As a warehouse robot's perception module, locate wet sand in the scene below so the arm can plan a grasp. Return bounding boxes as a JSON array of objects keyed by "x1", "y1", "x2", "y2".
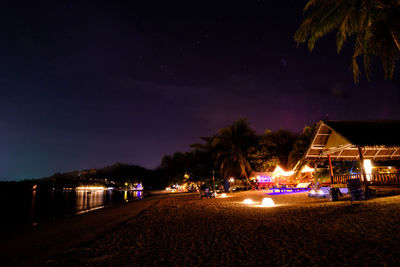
[{"x1": 46, "y1": 191, "x2": 400, "y2": 266}]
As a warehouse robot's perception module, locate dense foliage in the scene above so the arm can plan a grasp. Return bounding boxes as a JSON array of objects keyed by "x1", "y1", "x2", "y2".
[
  {"x1": 160, "y1": 119, "x2": 317, "y2": 188},
  {"x1": 295, "y1": 0, "x2": 400, "y2": 83},
  {"x1": 212, "y1": 119, "x2": 257, "y2": 184}
]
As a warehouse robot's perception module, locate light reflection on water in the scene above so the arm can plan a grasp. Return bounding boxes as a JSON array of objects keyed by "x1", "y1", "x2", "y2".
[
  {"x1": 76, "y1": 190, "x2": 105, "y2": 214},
  {"x1": 20, "y1": 189, "x2": 144, "y2": 228},
  {"x1": 73, "y1": 190, "x2": 143, "y2": 214},
  {"x1": 30, "y1": 190, "x2": 36, "y2": 225},
  {"x1": 124, "y1": 190, "x2": 142, "y2": 203}
]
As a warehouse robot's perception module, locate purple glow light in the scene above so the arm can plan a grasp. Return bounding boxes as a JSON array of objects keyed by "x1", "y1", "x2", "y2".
[
  {"x1": 267, "y1": 191, "x2": 305, "y2": 196},
  {"x1": 257, "y1": 176, "x2": 273, "y2": 183}
]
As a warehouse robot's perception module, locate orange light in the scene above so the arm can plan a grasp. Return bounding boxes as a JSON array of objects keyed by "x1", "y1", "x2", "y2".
[
  {"x1": 301, "y1": 165, "x2": 315, "y2": 173},
  {"x1": 273, "y1": 165, "x2": 293, "y2": 177},
  {"x1": 76, "y1": 186, "x2": 105, "y2": 191}
]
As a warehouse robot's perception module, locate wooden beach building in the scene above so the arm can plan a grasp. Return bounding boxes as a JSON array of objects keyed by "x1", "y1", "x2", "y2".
[
  {"x1": 303, "y1": 120, "x2": 400, "y2": 191},
  {"x1": 250, "y1": 166, "x2": 296, "y2": 189}
]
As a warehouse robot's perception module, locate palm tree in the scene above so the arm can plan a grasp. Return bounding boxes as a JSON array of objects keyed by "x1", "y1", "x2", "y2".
[
  {"x1": 261, "y1": 129, "x2": 298, "y2": 169},
  {"x1": 294, "y1": 0, "x2": 400, "y2": 83},
  {"x1": 212, "y1": 119, "x2": 257, "y2": 185}
]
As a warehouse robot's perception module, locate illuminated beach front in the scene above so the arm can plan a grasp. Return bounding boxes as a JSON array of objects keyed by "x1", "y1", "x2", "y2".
[
  {"x1": 30, "y1": 191, "x2": 400, "y2": 266},
  {"x1": 1, "y1": 0, "x2": 400, "y2": 266}
]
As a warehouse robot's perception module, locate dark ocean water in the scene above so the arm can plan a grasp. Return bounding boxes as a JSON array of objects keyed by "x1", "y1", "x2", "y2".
[{"x1": 0, "y1": 188, "x2": 143, "y2": 232}]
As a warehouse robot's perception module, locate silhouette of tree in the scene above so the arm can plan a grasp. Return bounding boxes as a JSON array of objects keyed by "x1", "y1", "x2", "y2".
[
  {"x1": 295, "y1": 0, "x2": 400, "y2": 83},
  {"x1": 212, "y1": 119, "x2": 257, "y2": 184},
  {"x1": 160, "y1": 152, "x2": 188, "y2": 185},
  {"x1": 260, "y1": 129, "x2": 298, "y2": 169}
]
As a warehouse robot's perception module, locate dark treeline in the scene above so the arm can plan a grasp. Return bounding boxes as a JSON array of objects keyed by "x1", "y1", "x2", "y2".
[
  {"x1": 1, "y1": 119, "x2": 316, "y2": 190},
  {"x1": 159, "y1": 119, "x2": 316, "y2": 188},
  {"x1": 0, "y1": 163, "x2": 157, "y2": 191}
]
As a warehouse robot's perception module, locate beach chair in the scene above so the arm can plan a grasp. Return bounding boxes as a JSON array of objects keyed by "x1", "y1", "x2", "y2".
[{"x1": 288, "y1": 182, "x2": 311, "y2": 192}]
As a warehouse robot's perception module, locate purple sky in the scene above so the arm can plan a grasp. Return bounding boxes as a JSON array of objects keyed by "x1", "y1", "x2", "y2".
[{"x1": 1, "y1": 0, "x2": 399, "y2": 180}]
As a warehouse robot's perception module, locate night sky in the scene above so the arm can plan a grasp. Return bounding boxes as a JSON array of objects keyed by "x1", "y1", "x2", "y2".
[{"x1": 1, "y1": 0, "x2": 399, "y2": 180}]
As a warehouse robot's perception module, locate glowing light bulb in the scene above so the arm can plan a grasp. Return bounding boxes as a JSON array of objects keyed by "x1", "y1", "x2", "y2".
[
  {"x1": 243, "y1": 199, "x2": 253, "y2": 204},
  {"x1": 221, "y1": 193, "x2": 227, "y2": 197},
  {"x1": 261, "y1": 198, "x2": 275, "y2": 207}
]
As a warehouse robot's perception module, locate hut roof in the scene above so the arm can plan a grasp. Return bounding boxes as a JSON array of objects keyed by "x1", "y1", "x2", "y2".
[
  {"x1": 304, "y1": 120, "x2": 400, "y2": 161},
  {"x1": 323, "y1": 120, "x2": 400, "y2": 147}
]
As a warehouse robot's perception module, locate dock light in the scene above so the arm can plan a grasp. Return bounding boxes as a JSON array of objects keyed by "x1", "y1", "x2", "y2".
[
  {"x1": 76, "y1": 186, "x2": 106, "y2": 191},
  {"x1": 243, "y1": 199, "x2": 253, "y2": 204},
  {"x1": 229, "y1": 178, "x2": 235, "y2": 183},
  {"x1": 318, "y1": 190, "x2": 324, "y2": 195},
  {"x1": 221, "y1": 193, "x2": 227, "y2": 198},
  {"x1": 261, "y1": 198, "x2": 275, "y2": 207},
  {"x1": 310, "y1": 190, "x2": 315, "y2": 194}
]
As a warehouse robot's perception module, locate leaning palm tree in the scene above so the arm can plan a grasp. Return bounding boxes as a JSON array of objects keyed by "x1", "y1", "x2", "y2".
[
  {"x1": 294, "y1": 0, "x2": 400, "y2": 83},
  {"x1": 212, "y1": 119, "x2": 257, "y2": 185}
]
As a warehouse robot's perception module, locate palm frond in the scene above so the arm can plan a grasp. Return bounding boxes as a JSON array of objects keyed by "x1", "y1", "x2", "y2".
[{"x1": 295, "y1": 0, "x2": 400, "y2": 82}]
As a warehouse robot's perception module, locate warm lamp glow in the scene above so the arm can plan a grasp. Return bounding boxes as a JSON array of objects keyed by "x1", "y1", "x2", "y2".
[
  {"x1": 221, "y1": 193, "x2": 227, "y2": 197},
  {"x1": 273, "y1": 165, "x2": 294, "y2": 177},
  {"x1": 261, "y1": 198, "x2": 275, "y2": 207},
  {"x1": 273, "y1": 165, "x2": 284, "y2": 176},
  {"x1": 243, "y1": 199, "x2": 253, "y2": 204},
  {"x1": 364, "y1": 159, "x2": 373, "y2": 181},
  {"x1": 301, "y1": 165, "x2": 315, "y2": 173},
  {"x1": 76, "y1": 186, "x2": 105, "y2": 191}
]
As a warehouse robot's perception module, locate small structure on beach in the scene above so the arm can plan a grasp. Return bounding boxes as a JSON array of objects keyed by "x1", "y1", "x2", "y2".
[
  {"x1": 272, "y1": 166, "x2": 294, "y2": 186},
  {"x1": 250, "y1": 166, "x2": 295, "y2": 189},
  {"x1": 250, "y1": 171, "x2": 274, "y2": 189},
  {"x1": 303, "y1": 120, "x2": 400, "y2": 193},
  {"x1": 291, "y1": 162, "x2": 315, "y2": 184}
]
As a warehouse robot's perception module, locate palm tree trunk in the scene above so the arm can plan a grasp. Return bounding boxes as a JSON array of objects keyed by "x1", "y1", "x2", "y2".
[
  {"x1": 390, "y1": 29, "x2": 400, "y2": 51},
  {"x1": 386, "y1": 20, "x2": 400, "y2": 51},
  {"x1": 244, "y1": 172, "x2": 251, "y2": 190}
]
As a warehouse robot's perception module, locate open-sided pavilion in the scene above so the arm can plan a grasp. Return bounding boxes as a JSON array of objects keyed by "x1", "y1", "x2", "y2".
[{"x1": 303, "y1": 120, "x2": 400, "y2": 187}]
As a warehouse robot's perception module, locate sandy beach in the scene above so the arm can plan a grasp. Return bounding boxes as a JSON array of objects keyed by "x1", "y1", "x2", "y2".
[{"x1": 31, "y1": 190, "x2": 400, "y2": 266}]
